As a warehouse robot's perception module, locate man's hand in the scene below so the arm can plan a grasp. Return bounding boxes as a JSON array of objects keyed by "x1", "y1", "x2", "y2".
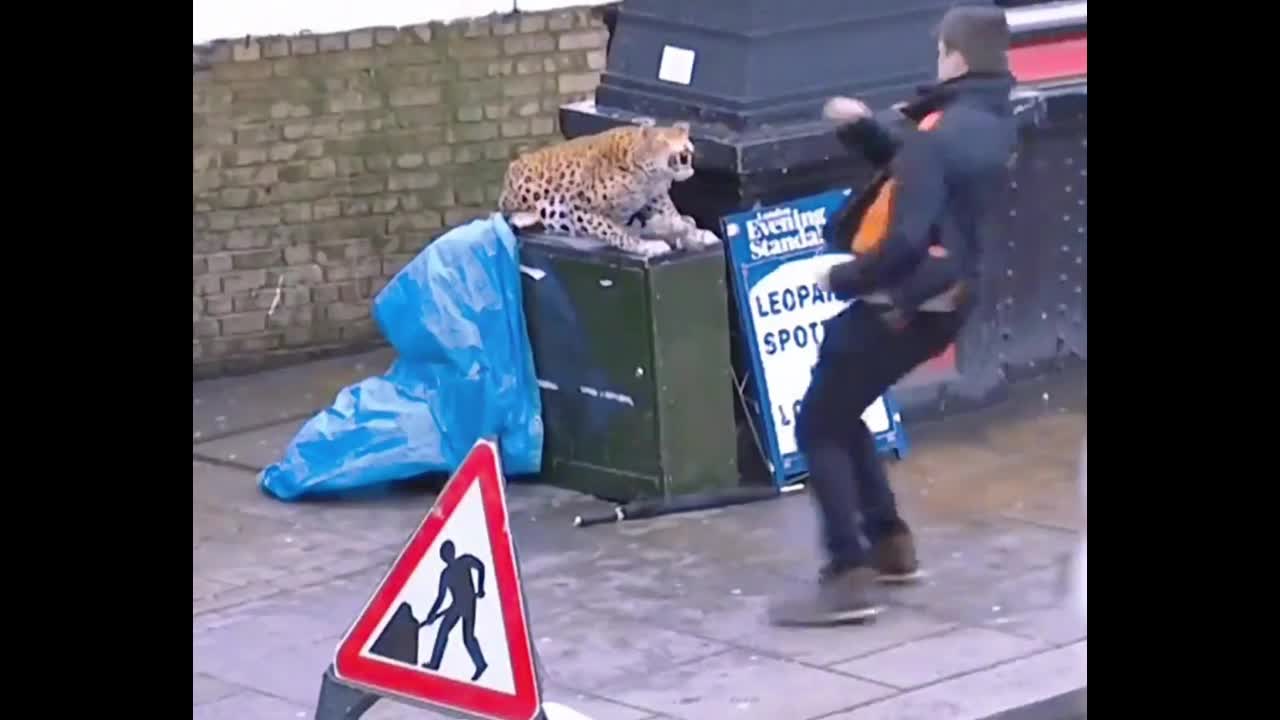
[
  {"x1": 813, "y1": 266, "x2": 832, "y2": 293},
  {"x1": 823, "y1": 96, "x2": 871, "y2": 123},
  {"x1": 881, "y1": 308, "x2": 910, "y2": 331}
]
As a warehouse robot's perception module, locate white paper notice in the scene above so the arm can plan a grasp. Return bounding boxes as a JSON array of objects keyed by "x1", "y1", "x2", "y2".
[
  {"x1": 658, "y1": 46, "x2": 696, "y2": 85},
  {"x1": 748, "y1": 253, "x2": 893, "y2": 455}
]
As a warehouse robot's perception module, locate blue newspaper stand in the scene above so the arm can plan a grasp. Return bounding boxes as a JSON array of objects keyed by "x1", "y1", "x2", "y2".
[{"x1": 720, "y1": 189, "x2": 911, "y2": 489}]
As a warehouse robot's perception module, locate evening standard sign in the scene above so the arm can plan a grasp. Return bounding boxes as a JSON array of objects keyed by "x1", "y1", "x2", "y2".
[
  {"x1": 721, "y1": 189, "x2": 909, "y2": 487},
  {"x1": 746, "y1": 205, "x2": 829, "y2": 260}
]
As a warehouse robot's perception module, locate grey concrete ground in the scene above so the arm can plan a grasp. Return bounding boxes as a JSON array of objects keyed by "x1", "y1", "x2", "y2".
[{"x1": 194, "y1": 349, "x2": 1086, "y2": 720}]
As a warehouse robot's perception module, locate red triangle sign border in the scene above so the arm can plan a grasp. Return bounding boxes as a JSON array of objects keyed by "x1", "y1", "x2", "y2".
[{"x1": 332, "y1": 438, "x2": 542, "y2": 720}]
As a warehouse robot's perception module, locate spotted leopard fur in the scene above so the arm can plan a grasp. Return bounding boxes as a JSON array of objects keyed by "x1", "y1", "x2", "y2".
[{"x1": 498, "y1": 122, "x2": 716, "y2": 256}]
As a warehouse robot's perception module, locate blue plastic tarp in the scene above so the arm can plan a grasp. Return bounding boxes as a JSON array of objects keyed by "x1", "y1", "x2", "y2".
[{"x1": 258, "y1": 213, "x2": 544, "y2": 501}]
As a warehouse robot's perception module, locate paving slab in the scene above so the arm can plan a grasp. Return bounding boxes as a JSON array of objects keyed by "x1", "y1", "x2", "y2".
[
  {"x1": 893, "y1": 563, "x2": 1072, "y2": 630},
  {"x1": 985, "y1": 601, "x2": 1086, "y2": 648},
  {"x1": 194, "y1": 420, "x2": 308, "y2": 470},
  {"x1": 832, "y1": 626, "x2": 1048, "y2": 689},
  {"x1": 540, "y1": 686, "x2": 665, "y2": 720},
  {"x1": 192, "y1": 673, "x2": 243, "y2": 706},
  {"x1": 530, "y1": 607, "x2": 732, "y2": 690},
  {"x1": 903, "y1": 455, "x2": 1081, "y2": 531},
  {"x1": 602, "y1": 649, "x2": 897, "y2": 720},
  {"x1": 361, "y1": 684, "x2": 661, "y2": 720},
  {"x1": 193, "y1": 690, "x2": 309, "y2": 720},
  {"x1": 192, "y1": 346, "x2": 394, "y2": 441},
  {"x1": 822, "y1": 642, "x2": 1087, "y2": 720},
  {"x1": 530, "y1": 540, "x2": 959, "y2": 667},
  {"x1": 197, "y1": 631, "x2": 344, "y2": 707}
]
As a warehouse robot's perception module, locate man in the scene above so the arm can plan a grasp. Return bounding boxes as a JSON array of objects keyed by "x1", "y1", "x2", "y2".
[
  {"x1": 421, "y1": 540, "x2": 489, "y2": 680},
  {"x1": 769, "y1": 5, "x2": 1018, "y2": 626}
]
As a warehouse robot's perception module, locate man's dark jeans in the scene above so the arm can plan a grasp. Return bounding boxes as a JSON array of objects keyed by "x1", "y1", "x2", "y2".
[{"x1": 795, "y1": 301, "x2": 966, "y2": 570}]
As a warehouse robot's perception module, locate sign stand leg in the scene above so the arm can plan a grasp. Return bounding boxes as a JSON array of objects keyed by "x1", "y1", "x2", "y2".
[{"x1": 314, "y1": 664, "x2": 379, "y2": 720}]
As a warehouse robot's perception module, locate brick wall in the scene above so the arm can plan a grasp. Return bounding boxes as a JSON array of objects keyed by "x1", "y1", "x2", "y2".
[{"x1": 193, "y1": 6, "x2": 611, "y2": 379}]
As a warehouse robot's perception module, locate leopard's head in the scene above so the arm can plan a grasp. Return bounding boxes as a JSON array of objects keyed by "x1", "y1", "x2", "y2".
[{"x1": 638, "y1": 122, "x2": 695, "y2": 182}]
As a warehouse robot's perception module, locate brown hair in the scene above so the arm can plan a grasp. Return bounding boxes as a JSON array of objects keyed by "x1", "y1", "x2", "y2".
[{"x1": 937, "y1": 5, "x2": 1012, "y2": 73}]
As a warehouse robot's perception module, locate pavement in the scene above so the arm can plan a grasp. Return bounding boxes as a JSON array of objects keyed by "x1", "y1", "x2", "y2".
[{"x1": 193, "y1": 348, "x2": 1087, "y2": 720}]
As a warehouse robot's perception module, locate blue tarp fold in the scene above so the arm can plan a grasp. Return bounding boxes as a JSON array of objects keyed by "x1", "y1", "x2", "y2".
[{"x1": 259, "y1": 213, "x2": 544, "y2": 501}]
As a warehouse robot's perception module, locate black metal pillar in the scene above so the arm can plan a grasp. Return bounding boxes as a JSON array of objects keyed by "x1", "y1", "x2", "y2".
[
  {"x1": 561, "y1": 0, "x2": 1087, "y2": 425},
  {"x1": 563, "y1": 0, "x2": 980, "y2": 228}
]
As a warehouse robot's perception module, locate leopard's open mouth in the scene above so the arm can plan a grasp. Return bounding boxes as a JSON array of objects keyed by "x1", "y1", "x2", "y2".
[{"x1": 668, "y1": 150, "x2": 693, "y2": 170}]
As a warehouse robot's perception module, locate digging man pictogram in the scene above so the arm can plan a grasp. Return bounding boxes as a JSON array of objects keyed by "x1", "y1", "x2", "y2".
[{"x1": 420, "y1": 539, "x2": 489, "y2": 681}]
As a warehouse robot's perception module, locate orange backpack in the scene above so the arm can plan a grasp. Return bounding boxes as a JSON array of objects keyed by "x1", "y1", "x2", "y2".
[{"x1": 850, "y1": 110, "x2": 943, "y2": 254}]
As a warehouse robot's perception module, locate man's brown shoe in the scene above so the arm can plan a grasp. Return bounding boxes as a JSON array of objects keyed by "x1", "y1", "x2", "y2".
[
  {"x1": 872, "y1": 531, "x2": 925, "y2": 584},
  {"x1": 767, "y1": 566, "x2": 885, "y2": 626}
]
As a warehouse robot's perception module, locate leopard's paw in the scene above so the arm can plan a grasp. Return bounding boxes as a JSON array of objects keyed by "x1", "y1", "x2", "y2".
[{"x1": 633, "y1": 239, "x2": 673, "y2": 257}]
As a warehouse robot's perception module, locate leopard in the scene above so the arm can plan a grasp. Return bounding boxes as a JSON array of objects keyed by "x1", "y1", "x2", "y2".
[{"x1": 497, "y1": 121, "x2": 719, "y2": 257}]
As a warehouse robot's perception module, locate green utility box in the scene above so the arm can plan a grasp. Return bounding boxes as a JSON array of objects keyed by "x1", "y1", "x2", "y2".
[{"x1": 517, "y1": 233, "x2": 738, "y2": 503}]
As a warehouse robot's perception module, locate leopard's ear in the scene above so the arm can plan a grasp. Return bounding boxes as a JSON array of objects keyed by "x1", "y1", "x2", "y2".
[{"x1": 638, "y1": 125, "x2": 665, "y2": 146}]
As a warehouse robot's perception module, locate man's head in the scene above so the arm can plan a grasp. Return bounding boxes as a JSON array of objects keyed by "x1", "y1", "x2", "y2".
[
  {"x1": 936, "y1": 5, "x2": 1012, "y2": 81},
  {"x1": 440, "y1": 540, "x2": 455, "y2": 562}
]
